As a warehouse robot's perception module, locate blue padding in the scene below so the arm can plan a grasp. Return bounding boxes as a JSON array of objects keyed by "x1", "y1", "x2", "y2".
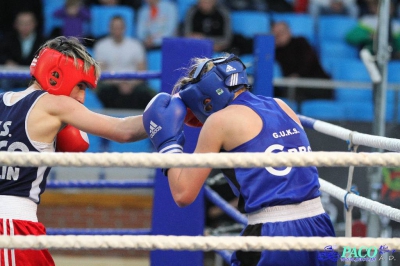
[{"x1": 150, "y1": 38, "x2": 212, "y2": 266}]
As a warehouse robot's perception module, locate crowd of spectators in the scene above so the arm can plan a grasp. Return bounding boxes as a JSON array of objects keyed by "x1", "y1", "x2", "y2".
[{"x1": 0, "y1": 0, "x2": 398, "y2": 108}]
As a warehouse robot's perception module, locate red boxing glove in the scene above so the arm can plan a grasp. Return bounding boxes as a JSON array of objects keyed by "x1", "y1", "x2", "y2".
[
  {"x1": 184, "y1": 108, "x2": 203, "y2": 127},
  {"x1": 56, "y1": 125, "x2": 90, "y2": 152}
]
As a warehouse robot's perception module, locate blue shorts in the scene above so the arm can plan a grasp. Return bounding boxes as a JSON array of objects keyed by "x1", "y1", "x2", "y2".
[{"x1": 230, "y1": 213, "x2": 336, "y2": 266}]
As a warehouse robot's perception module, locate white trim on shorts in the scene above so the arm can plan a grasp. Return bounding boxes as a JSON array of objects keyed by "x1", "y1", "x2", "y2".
[
  {"x1": 246, "y1": 197, "x2": 325, "y2": 224},
  {"x1": 0, "y1": 195, "x2": 38, "y2": 222}
]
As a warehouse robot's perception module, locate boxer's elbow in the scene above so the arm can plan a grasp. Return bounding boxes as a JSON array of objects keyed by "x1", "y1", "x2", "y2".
[{"x1": 172, "y1": 192, "x2": 196, "y2": 207}]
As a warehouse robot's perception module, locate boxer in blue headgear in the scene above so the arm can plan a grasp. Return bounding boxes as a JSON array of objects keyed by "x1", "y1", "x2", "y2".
[
  {"x1": 175, "y1": 54, "x2": 250, "y2": 124},
  {"x1": 142, "y1": 53, "x2": 336, "y2": 266}
]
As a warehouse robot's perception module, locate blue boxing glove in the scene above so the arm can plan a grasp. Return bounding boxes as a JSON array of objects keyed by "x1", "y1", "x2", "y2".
[{"x1": 143, "y1": 92, "x2": 187, "y2": 154}]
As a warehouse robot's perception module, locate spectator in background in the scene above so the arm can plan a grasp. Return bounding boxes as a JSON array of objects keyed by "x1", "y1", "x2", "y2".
[
  {"x1": 345, "y1": 0, "x2": 400, "y2": 59},
  {"x1": 94, "y1": 16, "x2": 156, "y2": 109},
  {"x1": 0, "y1": 11, "x2": 46, "y2": 91},
  {"x1": 221, "y1": 0, "x2": 293, "y2": 13},
  {"x1": 51, "y1": 0, "x2": 91, "y2": 39},
  {"x1": 221, "y1": 0, "x2": 268, "y2": 11},
  {"x1": 183, "y1": 0, "x2": 233, "y2": 53},
  {"x1": 271, "y1": 21, "x2": 333, "y2": 106},
  {"x1": 84, "y1": 0, "x2": 143, "y2": 11},
  {"x1": 137, "y1": 0, "x2": 179, "y2": 50},
  {"x1": 0, "y1": 0, "x2": 43, "y2": 37},
  {"x1": 308, "y1": 0, "x2": 359, "y2": 19},
  {"x1": 266, "y1": 0, "x2": 294, "y2": 12}
]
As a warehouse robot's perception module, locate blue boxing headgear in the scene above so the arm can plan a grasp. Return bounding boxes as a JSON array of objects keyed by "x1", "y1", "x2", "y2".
[{"x1": 178, "y1": 54, "x2": 249, "y2": 124}]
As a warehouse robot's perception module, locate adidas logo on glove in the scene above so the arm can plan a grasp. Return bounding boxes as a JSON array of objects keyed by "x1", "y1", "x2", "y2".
[
  {"x1": 225, "y1": 64, "x2": 236, "y2": 72},
  {"x1": 149, "y1": 121, "x2": 162, "y2": 138}
]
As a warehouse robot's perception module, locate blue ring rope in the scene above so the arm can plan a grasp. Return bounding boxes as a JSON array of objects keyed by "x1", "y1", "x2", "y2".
[
  {"x1": 47, "y1": 228, "x2": 151, "y2": 235},
  {"x1": 46, "y1": 180, "x2": 155, "y2": 189},
  {"x1": 204, "y1": 185, "x2": 247, "y2": 225},
  {"x1": 0, "y1": 71, "x2": 161, "y2": 80}
]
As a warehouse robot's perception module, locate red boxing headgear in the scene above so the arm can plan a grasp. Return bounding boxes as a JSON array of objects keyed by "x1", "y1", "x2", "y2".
[{"x1": 30, "y1": 48, "x2": 97, "y2": 96}]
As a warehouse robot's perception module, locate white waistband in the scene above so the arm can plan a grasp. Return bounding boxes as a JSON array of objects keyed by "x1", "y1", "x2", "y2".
[
  {"x1": 0, "y1": 195, "x2": 38, "y2": 222},
  {"x1": 246, "y1": 197, "x2": 325, "y2": 224}
]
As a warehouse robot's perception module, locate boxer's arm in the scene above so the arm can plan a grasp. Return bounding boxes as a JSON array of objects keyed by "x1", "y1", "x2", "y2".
[{"x1": 38, "y1": 94, "x2": 147, "y2": 143}]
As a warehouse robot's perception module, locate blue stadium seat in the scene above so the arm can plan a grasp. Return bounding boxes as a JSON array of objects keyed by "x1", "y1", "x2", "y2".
[
  {"x1": 90, "y1": 5, "x2": 135, "y2": 38},
  {"x1": 319, "y1": 41, "x2": 358, "y2": 60},
  {"x1": 274, "y1": 62, "x2": 283, "y2": 78},
  {"x1": 176, "y1": 0, "x2": 197, "y2": 22},
  {"x1": 43, "y1": 0, "x2": 66, "y2": 37},
  {"x1": 231, "y1": 11, "x2": 271, "y2": 38},
  {"x1": 147, "y1": 49, "x2": 162, "y2": 92},
  {"x1": 386, "y1": 61, "x2": 400, "y2": 121},
  {"x1": 86, "y1": 135, "x2": 105, "y2": 153},
  {"x1": 300, "y1": 100, "x2": 346, "y2": 121},
  {"x1": 239, "y1": 54, "x2": 254, "y2": 75},
  {"x1": 272, "y1": 13, "x2": 315, "y2": 46},
  {"x1": 330, "y1": 58, "x2": 372, "y2": 103},
  {"x1": 317, "y1": 15, "x2": 357, "y2": 43},
  {"x1": 343, "y1": 102, "x2": 374, "y2": 121},
  {"x1": 280, "y1": 98, "x2": 298, "y2": 113},
  {"x1": 84, "y1": 89, "x2": 104, "y2": 110}
]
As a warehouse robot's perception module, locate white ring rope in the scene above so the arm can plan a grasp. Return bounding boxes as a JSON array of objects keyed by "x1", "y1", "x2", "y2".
[
  {"x1": 0, "y1": 235, "x2": 398, "y2": 251},
  {"x1": 299, "y1": 114, "x2": 400, "y2": 152},
  {"x1": 319, "y1": 178, "x2": 400, "y2": 222},
  {"x1": 1, "y1": 151, "x2": 399, "y2": 168}
]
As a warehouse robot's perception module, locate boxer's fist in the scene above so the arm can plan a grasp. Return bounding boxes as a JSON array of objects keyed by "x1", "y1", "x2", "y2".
[
  {"x1": 184, "y1": 108, "x2": 203, "y2": 127},
  {"x1": 56, "y1": 125, "x2": 89, "y2": 152},
  {"x1": 143, "y1": 93, "x2": 186, "y2": 153}
]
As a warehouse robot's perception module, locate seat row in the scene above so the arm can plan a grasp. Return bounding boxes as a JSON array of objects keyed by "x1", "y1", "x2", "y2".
[{"x1": 43, "y1": 0, "x2": 359, "y2": 57}]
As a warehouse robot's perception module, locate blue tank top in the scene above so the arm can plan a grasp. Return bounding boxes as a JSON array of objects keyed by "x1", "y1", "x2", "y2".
[
  {"x1": 0, "y1": 90, "x2": 52, "y2": 203},
  {"x1": 221, "y1": 91, "x2": 321, "y2": 214}
]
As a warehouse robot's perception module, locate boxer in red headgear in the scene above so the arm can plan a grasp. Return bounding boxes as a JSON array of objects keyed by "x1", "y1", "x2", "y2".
[
  {"x1": 0, "y1": 36, "x2": 147, "y2": 265},
  {"x1": 30, "y1": 46, "x2": 99, "y2": 152}
]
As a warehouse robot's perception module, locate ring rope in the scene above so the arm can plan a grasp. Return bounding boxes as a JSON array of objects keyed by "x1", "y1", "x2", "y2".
[
  {"x1": 0, "y1": 71, "x2": 161, "y2": 80},
  {"x1": 319, "y1": 178, "x2": 400, "y2": 222},
  {"x1": 204, "y1": 185, "x2": 247, "y2": 225},
  {"x1": 1, "y1": 152, "x2": 399, "y2": 168},
  {"x1": 299, "y1": 115, "x2": 400, "y2": 152},
  {"x1": 204, "y1": 177, "x2": 400, "y2": 224},
  {"x1": 46, "y1": 228, "x2": 151, "y2": 236},
  {"x1": 0, "y1": 235, "x2": 398, "y2": 251},
  {"x1": 46, "y1": 179, "x2": 154, "y2": 189}
]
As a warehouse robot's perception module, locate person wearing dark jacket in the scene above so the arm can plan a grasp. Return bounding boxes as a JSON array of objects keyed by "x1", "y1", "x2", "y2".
[
  {"x1": 0, "y1": 11, "x2": 46, "y2": 91},
  {"x1": 272, "y1": 21, "x2": 333, "y2": 105}
]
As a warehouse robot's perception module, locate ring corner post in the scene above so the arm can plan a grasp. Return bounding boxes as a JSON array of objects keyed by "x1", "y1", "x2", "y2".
[
  {"x1": 253, "y1": 34, "x2": 275, "y2": 97},
  {"x1": 150, "y1": 37, "x2": 213, "y2": 266}
]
